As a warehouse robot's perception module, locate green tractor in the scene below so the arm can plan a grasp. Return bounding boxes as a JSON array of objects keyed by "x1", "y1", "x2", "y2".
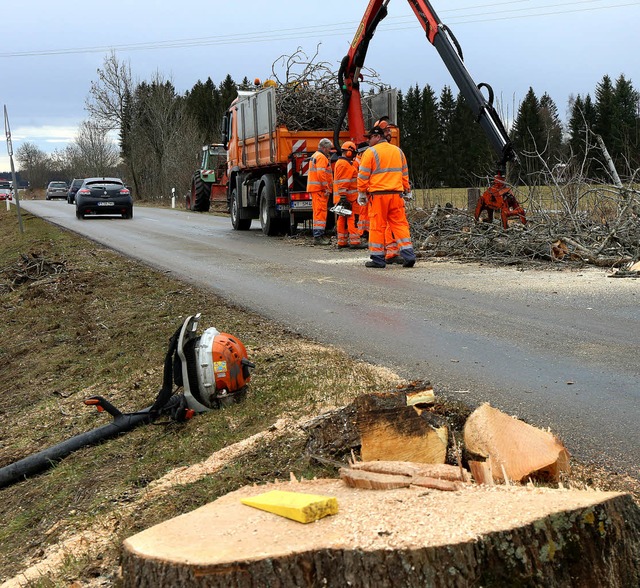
[{"x1": 187, "y1": 144, "x2": 228, "y2": 212}]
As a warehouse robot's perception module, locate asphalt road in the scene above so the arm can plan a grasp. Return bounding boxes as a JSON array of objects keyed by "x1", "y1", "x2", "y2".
[{"x1": 15, "y1": 200, "x2": 639, "y2": 479}]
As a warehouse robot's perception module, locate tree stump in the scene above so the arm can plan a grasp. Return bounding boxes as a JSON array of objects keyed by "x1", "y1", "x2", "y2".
[{"x1": 121, "y1": 479, "x2": 640, "y2": 587}]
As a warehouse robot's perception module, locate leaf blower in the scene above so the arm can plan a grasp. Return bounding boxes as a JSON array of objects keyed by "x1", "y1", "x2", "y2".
[{"x1": 0, "y1": 314, "x2": 255, "y2": 488}]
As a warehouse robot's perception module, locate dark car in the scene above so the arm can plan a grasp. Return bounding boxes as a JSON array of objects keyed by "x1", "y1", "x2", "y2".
[
  {"x1": 75, "y1": 177, "x2": 133, "y2": 219},
  {"x1": 46, "y1": 181, "x2": 68, "y2": 200},
  {"x1": 66, "y1": 178, "x2": 84, "y2": 204}
]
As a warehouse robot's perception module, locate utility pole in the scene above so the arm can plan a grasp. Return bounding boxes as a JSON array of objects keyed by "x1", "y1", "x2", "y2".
[{"x1": 4, "y1": 106, "x2": 24, "y2": 234}]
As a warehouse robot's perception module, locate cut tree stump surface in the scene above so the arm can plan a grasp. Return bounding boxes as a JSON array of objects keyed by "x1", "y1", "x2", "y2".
[{"x1": 122, "y1": 478, "x2": 640, "y2": 587}]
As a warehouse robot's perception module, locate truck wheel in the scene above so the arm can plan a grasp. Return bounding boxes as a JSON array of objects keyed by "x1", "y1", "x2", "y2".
[
  {"x1": 259, "y1": 175, "x2": 287, "y2": 236},
  {"x1": 191, "y1": 174, "x2": 211, "y2": 212},
  {"x1": 230, "y1": 189, "x2": 251, "y2": 231},
  {"x1": 260, "y1": 194, "x2": 280, "y2": 236}
]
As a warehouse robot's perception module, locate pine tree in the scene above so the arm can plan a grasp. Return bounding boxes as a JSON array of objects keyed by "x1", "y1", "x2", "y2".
[
  {"x1": 185, "y1": 77, "x2": 221, "y2": 144},
  {"x1": 511, "y1": 87, "x2": 545, "y2": 182},
  {"x1": 594, "y1": 75, "x2": 616, "y2": 156},
  {"x1": 219, "y1": 75, "x2": 238, "y2": 113},
  {"x1": 437, "y1": 86, "x2": 457, "y2": 186},
  {"x1": 612, "y1": 74, "x2": 640, "y2": 170},
  {"x1": 539, "y1": 93, "x2": 565, "y2": 165},
  {"x1": 450, "y1": 93, "x2": 493, "y2": 187},
  {"x1": 400, "y1": 84, "x2": 423, "y2": 186},
  {"x1": 420, "y1": 84, "x2": 440, "y2": 188}
]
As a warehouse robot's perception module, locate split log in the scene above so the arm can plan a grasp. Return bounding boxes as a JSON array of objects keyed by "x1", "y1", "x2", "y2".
[
  {"x1": 348, "y1": 461, "x2": 469, "y2": 482},
  {"x1": 339, "y1": 461, "x2": 470, "y2": 490},
  {"x1": 122, "y1": 478, "x2": 640, "y2": 587},
  {"x1": 355, "y1": 390, "x2": 448, "y2": 464},
  {"x1": 339, "y1": 467, "x2": 411, "y2": 490},
  {"x1": 464, "y1": 403, "x2": 570, "y2": 483}
]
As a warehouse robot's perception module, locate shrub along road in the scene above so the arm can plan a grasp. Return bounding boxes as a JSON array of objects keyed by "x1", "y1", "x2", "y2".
[{"x1": 17, "y1": 200, "x2": 640, "y2": 480}]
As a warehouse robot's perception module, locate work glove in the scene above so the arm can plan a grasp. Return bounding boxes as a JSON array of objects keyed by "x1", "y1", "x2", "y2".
[
  {"x1": 403, "y1": 191, "x2": 413, "y2": 201},
  {"x1": 357, "y1": 192, "x2": 367, "y2": 206}
]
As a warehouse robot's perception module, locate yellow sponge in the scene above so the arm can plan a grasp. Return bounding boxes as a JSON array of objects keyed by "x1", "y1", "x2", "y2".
[{"x1": 241, "y1": 490, "x2": 338, "y2": 524}]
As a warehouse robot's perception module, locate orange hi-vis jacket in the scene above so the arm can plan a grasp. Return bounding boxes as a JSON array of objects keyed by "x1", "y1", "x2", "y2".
[
  {"x1": 306, "y1": 151, "x2": 332, "y2": 194},
  {"x1": 357, "y1": 141, "x2": 410, "y2": 195},
  {"x1": 332, "y1": 157, "x2": 357, "y2": 202}
]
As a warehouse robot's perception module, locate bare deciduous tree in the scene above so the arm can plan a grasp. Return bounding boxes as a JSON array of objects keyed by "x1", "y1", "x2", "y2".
[
  {"x1": 85, "y1": 50, "x2": 134, "y2": 130},
  {"x1": 72, "y1": 121, "x2": 120, "y2": 177},
  {"x1": 15, "y1": 142, "x2": 50, "y2": 190}
]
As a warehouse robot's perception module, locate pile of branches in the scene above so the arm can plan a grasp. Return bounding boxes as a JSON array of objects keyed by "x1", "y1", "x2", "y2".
[
  {"x1": 269, "y1": 46, "x2": 384, "y2": 131},
  {"x1": 0, "y1": 252, "x2": 67, "y2": 293},
  {"x1": 408, "y1": 196, "x2": 640, "y2": 269}
]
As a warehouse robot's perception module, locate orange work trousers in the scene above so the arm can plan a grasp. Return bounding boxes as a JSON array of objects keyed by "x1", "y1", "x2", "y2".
[
  {"x1": 334, "y1": 195, "x2": 361, "y2": 246},
  {"x1": 368, "y1": 193, "x2": 415, "y2": 265},
  {"x1": 312, "y1": 191, "x2": 330, "y2": 237}
]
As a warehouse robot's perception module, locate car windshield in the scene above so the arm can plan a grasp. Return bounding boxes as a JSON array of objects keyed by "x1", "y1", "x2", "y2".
[{"x1": 71, "y1": 180, "x2": 83, "y2": 188}]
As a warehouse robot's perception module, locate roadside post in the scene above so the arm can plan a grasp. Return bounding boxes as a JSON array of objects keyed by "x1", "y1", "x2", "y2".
[
  {"x1": 3, "y1": 105, "x2": 24, "y2": 233},
  {"x1": 171, "y1": 187, "x2": 176, "y2": 209}
]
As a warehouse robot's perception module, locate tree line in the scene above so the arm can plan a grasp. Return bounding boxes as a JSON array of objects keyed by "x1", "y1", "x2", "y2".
[
  {"x1": 13, "y1": 51, "x2": 639, "y2": 197},
  {"x1": 398, "y1": 73, "x2": 640, "y2": 189}
]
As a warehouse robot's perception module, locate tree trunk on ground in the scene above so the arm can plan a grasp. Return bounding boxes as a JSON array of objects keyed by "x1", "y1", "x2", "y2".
[
  {"x1": 464, "y1": 403, "x2": 570, "y2": 483},
  {"x1": 354, "y1": 391, "x2": 448, "y2": 463},
  {"x1": 121, "y1": 479, "x2": 640, "y2": 588}
]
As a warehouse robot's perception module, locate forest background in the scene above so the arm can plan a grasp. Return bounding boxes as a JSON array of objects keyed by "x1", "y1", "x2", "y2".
[{"x1": 8, "y1": 52, "x2": 639, "y2": 201}]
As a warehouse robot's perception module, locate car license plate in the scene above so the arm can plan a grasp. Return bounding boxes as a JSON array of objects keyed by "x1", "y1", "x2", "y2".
[{"x1": 97, "y1": 201, "x2": 115, "y2": 206}]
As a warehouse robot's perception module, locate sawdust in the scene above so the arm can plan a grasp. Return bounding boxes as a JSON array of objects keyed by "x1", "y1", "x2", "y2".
[{"x1": 0, "y1": 417, "x2": 301, "y2": 588}]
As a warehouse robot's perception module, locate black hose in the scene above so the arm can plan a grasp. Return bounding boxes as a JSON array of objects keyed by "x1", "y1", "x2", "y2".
[{"x1": 0, "y1": 408, "x2": 153, "y2": 489}]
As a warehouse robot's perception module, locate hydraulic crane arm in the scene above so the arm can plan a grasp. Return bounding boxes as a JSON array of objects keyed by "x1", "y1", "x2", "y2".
[{"x1": 335, "y1": 0, "x2": 516, "y2": 173}]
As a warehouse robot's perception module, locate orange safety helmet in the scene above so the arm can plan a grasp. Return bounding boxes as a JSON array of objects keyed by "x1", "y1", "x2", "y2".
[
  {"x1": 341, "y1": 141, "x2": 357, "y2": 158},
  {"x1": 374, "y1": 117, "x2": 395, "y2": 137}
]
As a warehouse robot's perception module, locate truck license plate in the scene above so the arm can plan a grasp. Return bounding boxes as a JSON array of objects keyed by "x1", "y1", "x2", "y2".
[{"x1": 291, "y1": 201, "x2": 311, "y2": 209}]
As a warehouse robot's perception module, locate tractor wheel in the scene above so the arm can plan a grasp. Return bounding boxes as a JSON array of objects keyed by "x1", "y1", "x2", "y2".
[
  {"x1": 230, "y1": 189, "x2": 251, "y2": 231},
  {"x1": 191, "y1": 174, "x2": 211, "y2": 212}
]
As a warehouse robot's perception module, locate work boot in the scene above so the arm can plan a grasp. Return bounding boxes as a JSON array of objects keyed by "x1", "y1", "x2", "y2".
[
  {"x1": 313, "y1": 236, "x2": 331, "y2": 246},
  {"x1": 385, "y1": 256, "x2": 403, "y2": 264},
  {"x1": 349, "y1": 243, "x2": 367, "y2": 249},
  {"x1": 365, "y1": 261, "x2": 385, "y2": 268},
  {"x1": 402, "y1": 258, "x2": 416, "y2": 268}
]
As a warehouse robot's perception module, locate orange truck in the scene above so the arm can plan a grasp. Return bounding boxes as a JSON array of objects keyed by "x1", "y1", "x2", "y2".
[{"x1": 221, "y1": 85, "x2": 396, "y2": 235}]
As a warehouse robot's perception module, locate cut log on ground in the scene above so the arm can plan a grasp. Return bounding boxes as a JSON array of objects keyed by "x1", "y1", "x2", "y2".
[
  {"x1": 302, "y1": 381, "x2": 437, "y2": 461},
  {"x1": 355, "y1": 391, "x2": 448, "y2": 464},
  {"x1": 121, "y1": 478, "x2": 640, "y2": 587},
  {"x1": 464, "y1": 403, "x2": 570, "y2": 483},
  {"x1": 340, "y1": 461, "x2": 470, "y2": 492}
]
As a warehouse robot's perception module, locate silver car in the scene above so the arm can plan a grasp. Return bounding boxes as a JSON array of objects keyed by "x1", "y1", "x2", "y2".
[{"x1": 46, "y1": 181, "x2": 68, "y2": 200}]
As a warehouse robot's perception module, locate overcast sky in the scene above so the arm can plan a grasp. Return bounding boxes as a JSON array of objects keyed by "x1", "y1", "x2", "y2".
[{"x1": 1, "y1": 0, "x2": 639, "y2": 174}]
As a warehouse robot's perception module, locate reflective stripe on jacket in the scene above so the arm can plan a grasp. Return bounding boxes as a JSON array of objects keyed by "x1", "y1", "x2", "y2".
[
  {"x1": 357, "y1": 141, "x2": 410, "y2": 195},
  {"x1": 306, "y1": 151, "x2": 332, "y2": 193},
  {"x1": 333, "y1": 157, "x2": 357, "y2": 200}
]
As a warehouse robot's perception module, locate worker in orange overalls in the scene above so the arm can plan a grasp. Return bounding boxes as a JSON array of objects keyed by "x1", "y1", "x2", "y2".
[
  {"x1": 375, "y1": 118, "x2": 406, "y2": 265},
  {"x1": 357, "y1": 125, "x2": 416, "y2": 268},
  {"x1": 306, "y1": 138, "x2": 334, "y2": 245},
  {"x1": 353, "y1": 141, "x2": 370, "y2": 242},
  {"x1": 333, "y1": 141, "x2": 366, "y2": 249}
]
